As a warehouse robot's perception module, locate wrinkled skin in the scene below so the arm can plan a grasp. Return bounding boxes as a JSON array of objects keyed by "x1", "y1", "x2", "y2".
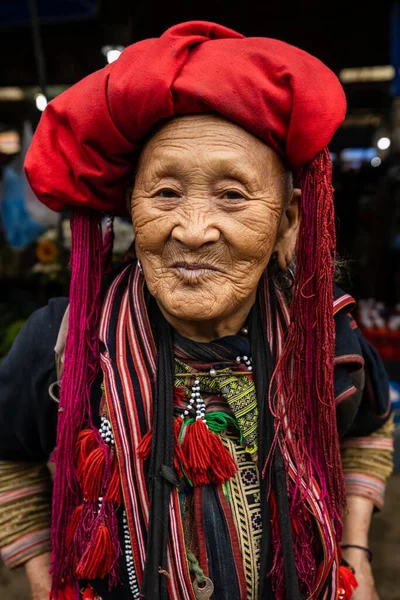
[{"x1": 130, "y1": 114, "x2": 300, "y2": 341}]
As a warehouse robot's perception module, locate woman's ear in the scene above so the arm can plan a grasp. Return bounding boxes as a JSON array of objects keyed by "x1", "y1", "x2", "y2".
[{"x1": 274, "y1": 188, "x2": 301, "y2": 270}]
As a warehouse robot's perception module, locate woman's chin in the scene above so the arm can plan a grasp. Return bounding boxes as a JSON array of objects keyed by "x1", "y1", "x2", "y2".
[{"x1": 157, "y1": 293, "x2": 224, "y2": 324}]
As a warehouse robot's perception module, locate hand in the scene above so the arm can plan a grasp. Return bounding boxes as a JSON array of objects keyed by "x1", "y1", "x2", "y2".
[
  {"x1": 25, "y1": 552, "x2": 52, "y2": 600},
  {"x1": 341, "y1": 547, "x2": 379, "y2": 600}
]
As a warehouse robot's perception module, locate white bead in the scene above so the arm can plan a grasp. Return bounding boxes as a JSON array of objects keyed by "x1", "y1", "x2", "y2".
[
  {"x1": 248, "y1": 366, "x2": 253, "y2": 371},
  {"x1": 243, "y1": 356, "x2": 248, "y2": 361},
  {"x1": 209, "y1": 368, "x2": 217, "y2": 377},
  {"x1": 236, "y1": 356, "x2": 241, "y2": 363},
  {"x1": 194, "y1": 379, "x2": 200, "y2": 385}
]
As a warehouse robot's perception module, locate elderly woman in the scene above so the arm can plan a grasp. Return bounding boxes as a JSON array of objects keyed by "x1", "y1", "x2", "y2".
[{"x1": 0, "y1": 21, "x2": 393, "y2": 600}]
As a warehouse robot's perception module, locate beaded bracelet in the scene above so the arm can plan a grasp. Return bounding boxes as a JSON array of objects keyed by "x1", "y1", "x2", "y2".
[{"x1": 341, "y1": 544, "x2": 373, "y2": 563}]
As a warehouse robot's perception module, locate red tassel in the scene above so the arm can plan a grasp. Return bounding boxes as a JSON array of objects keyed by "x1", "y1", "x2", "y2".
[
  {"x1": 207, "y1": 428, "x2": 237, "y2": 484},
  {"x1": 137, "y1": 428, "x2": 152, "y2": 460},
  {"x1": 75, "y1": 429, "x2": 97, "y2": 465},
  {"x1": 173, "y1": 416, "x2": 188, "y2": 478},
  {"x1": 76, "y1": 522, "x2": 115, "y2": 580},
  {"x1": 82, "y1": 587, "x2": 96, "y2": 600},
  {"x1": 182, "y1": 419, "x2": 237, "y2": 486},
  {"x1": 52, "y1": 581, "x2": 75, "y2": 599},
  {"x1": 66, "y1": 504, "x2": 83, "y2": 547},
  {"x1": 78, "y1": 447, "x2": 105, "y2": 502},
  {"x1": 182, "y1": 419, "x2": 211, "y2": 485},
  {"x1": 338, "y1": 565, "x2": 358, "y2": 599},
  {"x1": 173, "y1": 387, "x2": 187, "y2": 404},
  {"x1": 104, "y1": 456, "x2": 122, "y2": 506}
]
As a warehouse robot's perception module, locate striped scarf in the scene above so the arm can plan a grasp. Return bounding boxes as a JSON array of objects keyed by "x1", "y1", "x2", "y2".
[{"x1": 98, "y1": 260, "x2": 340, "y2": 599}]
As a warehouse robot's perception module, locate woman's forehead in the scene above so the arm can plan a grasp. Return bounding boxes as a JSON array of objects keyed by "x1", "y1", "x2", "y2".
[
  {"x1": 146, "y1": 114, "x2": 264, "y2": 148},
  {"x1": 138, "y1": 114, "x2": 285, "y2": 179}
]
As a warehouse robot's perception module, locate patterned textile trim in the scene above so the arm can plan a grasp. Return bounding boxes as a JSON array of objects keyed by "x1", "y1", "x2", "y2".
[
  {"x1": 223, "y1": 435, "x2": 261, "y2": 600},
  {"x1": 0, "y1": 482, "x2": 49, "y2": 505},
  {"x1": 341, "y1": 438, "x2": 394, "y2": 451},
  {"x1": 100, "y1": 264, "x2": 196, "y2": 600},
  {"x1": 216, "y1": 485, "x2": 248, "y2": 599},
  {"x1": 333, "y1": 294, "x2": 355, "y2": 315},
  {"x1": 334, "y1": 354, "x2": 364, "y2": 367},
  {"x1": 0, "y1": 461, "x2": 52, "y2": 567},
  {"x1": 340, "y1": 414, "x2": 394, "y2": 509},
  {"x1": 1, "y1": 528, "x2": 51, "y2": 568},
  {"x1": 0, "y1": 460, "x2": 51, "y2": 489},
  {"x1": 335, "y1": 386, "x2": 357, "y2": 406},
  {"x1": 343, "y1": 472, "x2": 386, "y2": 510}
]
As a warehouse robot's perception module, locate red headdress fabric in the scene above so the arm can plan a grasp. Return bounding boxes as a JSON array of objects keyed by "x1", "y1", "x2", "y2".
[
  {"x1": 24, "y1": 21, "x2": 348, "y2": 599},
  {"x1": 25, "y1": 20, "x2": 345, "y2": 213}
]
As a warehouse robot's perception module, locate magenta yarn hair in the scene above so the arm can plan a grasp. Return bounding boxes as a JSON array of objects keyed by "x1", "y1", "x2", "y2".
[
  {"x1": 50, "y1": 209, "x2": 104, "y2": 599},
  {"x1": 273, "y1": 148, "x2": 345, "y2": 531}
]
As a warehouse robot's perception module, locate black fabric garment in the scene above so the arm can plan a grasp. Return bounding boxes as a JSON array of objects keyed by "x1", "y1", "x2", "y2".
[
  {"x1": 348, "y1": 329, "x2": 391, "y2": 437},
  {"x1": 142, "y1": 309, "x2": 175, "y2": 600},
  {"x1": 202, "y1": 484, "x2": 240, "y2": 600},
  {"x1": 174, "y1": 329, "x2": 251, "y2": 366},
  {"x1": 0, "y1": 297, "x2": 68, "y2": 461}
]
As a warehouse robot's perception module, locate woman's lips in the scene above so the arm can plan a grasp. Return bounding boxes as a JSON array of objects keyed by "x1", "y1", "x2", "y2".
[{"x1": 171, "y1": 261, "x2": 222, "y2": 282}]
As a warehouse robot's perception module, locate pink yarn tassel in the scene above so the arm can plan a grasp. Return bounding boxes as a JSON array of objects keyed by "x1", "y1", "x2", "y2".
[{"x1": 50, "y1": 208, "x2": 103, "y2": 599}]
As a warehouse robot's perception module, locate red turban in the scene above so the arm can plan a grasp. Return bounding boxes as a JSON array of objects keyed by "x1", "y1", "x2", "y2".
[{"x1": 25, "y1": 20, "x2": 346, "y2": 214}]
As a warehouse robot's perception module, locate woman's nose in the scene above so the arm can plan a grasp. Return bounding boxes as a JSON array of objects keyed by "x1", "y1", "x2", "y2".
[{"x1": 171, "y1": 213, "x2": 220, "y2": 249}]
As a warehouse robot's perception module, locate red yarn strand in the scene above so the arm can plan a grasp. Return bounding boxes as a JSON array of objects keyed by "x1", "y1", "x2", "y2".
[{"x1": 271, "y1": 147, "x2": 345, "y2": 536}]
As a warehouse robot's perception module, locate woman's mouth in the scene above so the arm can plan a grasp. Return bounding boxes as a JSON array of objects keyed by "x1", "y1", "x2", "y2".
[{"x1": 171, "y1": 261, "x2": 222, "y2": 283}]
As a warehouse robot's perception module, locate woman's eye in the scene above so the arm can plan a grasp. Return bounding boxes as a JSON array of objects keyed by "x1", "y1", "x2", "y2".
[
  {"x1": 222, "y1": 191, "x2": 245, "y2": 200},
  {"x1": 157, "y1": 188, "x2": 180, "y2": 198}
]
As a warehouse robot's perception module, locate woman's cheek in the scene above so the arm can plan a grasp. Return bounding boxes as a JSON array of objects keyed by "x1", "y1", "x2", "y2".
[{"x1": 132, "y1": 209, "x2": 168, "y2": 253}]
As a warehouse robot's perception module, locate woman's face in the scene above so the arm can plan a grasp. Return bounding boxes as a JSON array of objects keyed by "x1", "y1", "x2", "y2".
[{"x1": 130, "y1": 115, "x2": 299, "y2": 329}]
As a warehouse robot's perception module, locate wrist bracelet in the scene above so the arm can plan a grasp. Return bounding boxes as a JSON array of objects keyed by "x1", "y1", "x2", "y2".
[{"x1": 341, "y1": 544, "x2": 373, "y2": 563}]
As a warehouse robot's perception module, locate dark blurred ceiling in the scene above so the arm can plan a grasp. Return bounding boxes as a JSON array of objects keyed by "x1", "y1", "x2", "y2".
[
  {"x1": 0, "y1": 0, "x2": 393, "y2": 86},
  {"x1": 0, "y1": 0, "x2": 395, "y2": 147}
]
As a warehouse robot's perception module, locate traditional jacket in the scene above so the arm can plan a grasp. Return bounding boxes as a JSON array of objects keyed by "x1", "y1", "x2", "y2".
[{"x1": 0, "y1": 263, "x2": 393, "y2": 599}]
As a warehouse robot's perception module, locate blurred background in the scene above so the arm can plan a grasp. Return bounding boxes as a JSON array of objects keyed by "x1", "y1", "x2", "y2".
[{"x1": 0, "y1": 0, "x2": 399, "y2": 598}]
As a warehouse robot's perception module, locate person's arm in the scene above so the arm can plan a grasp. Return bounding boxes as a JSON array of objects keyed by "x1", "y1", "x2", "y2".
[
  {"x1": 25, "y1": 552, "x2": 52, "y2": 600},
  {"x1": 341, "y1": 415, "x2": 394, "y2": 600},
  {"x1": 0, "y1": 299, "x2": 68, "y2": 597}
]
